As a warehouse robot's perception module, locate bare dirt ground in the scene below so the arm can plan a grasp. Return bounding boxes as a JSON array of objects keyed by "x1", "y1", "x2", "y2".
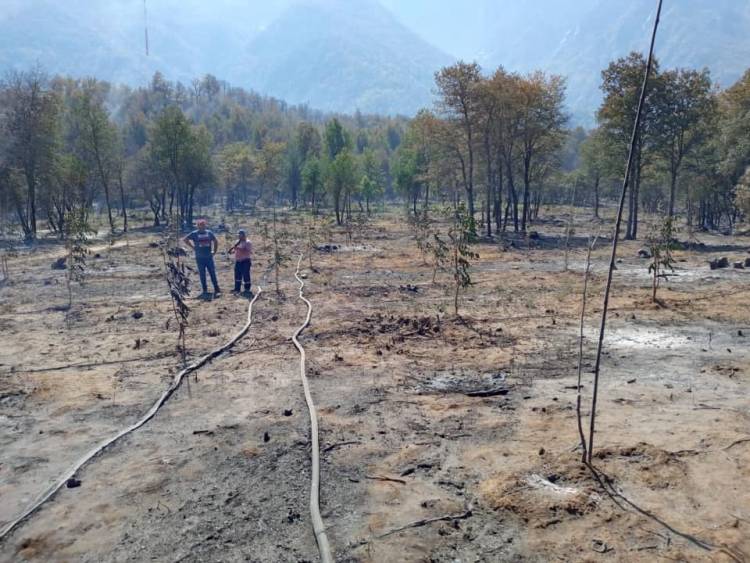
[{"x1": 0, "y1": 208, "x2": 749, "y2": 562}]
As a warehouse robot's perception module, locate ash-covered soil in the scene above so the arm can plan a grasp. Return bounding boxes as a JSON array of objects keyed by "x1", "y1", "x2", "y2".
[{"x1": 1, "y1": 209, "x2": 749, "y2": 562}]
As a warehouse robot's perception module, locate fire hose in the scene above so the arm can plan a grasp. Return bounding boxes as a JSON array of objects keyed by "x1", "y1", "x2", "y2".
[
  {"x1": 292, "y1": 255, "x2": 333, "y2": 563},
  {"x1": 0, "y1": 288, "x2": 263, "y2": 541}
]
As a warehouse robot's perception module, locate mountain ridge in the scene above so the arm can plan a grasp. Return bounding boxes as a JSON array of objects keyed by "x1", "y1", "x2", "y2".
[{"x1": 1, "y1": 1, "x2": 748, "y2": 123}]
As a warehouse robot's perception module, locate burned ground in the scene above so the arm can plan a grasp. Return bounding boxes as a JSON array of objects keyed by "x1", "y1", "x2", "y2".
[{"x1": 0, "y1": 209, "x2": 749, "y2": 562}]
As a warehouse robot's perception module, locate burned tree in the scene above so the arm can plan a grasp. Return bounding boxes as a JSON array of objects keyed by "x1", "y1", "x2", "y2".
[{"x1": 163, "y1": 222, "x2": 191, "y2": 366}]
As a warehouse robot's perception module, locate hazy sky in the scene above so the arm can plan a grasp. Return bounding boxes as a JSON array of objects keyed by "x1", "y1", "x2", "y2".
[
  {"x1": 378, "y1": 0, "x2": 492, "y2": 59},
  {"x1": 0, "y1": 0, "x2": 493, "y2": 58}
]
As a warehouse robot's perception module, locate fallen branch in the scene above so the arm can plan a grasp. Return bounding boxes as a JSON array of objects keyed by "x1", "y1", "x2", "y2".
[
  {"x1": 375, "y1": 509, "x2": 472, "y2": 539},
  {"x1": 350, "y1": 508, "x2": 473, "y2": 548},
  {"x1": 724, "y1": 437, "x2": 750, "y2": 451},
  {"x1": 3, "y1": 351, "x2": 175, "y2": 374},
  {"x1": 323, "y1": 440, "x2": 361, "y2": 453},
  {"x1": 585, "y1": 462, "x2": 715, "y2": 554},
  {"x1": 365, "y1": 475, "x2": 407, "y2": 485},
  {"x1": 464, "y1": 387, "x2": 509, "y2": 397}
]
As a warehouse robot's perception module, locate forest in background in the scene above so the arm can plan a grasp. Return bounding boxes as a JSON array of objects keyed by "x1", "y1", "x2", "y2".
[{"x1": 1, "y1": 53, "x2": 750, "y2": 242}]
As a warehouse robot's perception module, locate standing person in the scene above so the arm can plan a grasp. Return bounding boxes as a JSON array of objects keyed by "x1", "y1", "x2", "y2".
[
  {"x1": 183, "y1": 218, "x2": 221, "y2": 299},
  {"x1": 229, "y1": 229, "x2": 253, "y2": 297}
]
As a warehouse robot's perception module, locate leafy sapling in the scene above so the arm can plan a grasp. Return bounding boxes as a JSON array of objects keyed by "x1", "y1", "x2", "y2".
[
  {"x1": 409, "y1": 211, "x2": 434, "y2": 264},
  {"x1": 445, "y1": 203, "x2": 479, "y2": 317},
  {"x1": 270, "y1": 206, "x2": 291, "y2": 295},
  {"x1": 255, "y1": 214, "x2": 271, "y2": 253},
  {"x1": 351, "y1": 211, "x2": 370, "y2": 244},
  {"x1": 64, "y1": 208, "x2": 92, "y2": 313},
  {"x1": 646, "y1": 216, "x2": 677, "y2": 303},
  {"x1": 430, "y1": 233, "x2": 449, "y2": 284}
]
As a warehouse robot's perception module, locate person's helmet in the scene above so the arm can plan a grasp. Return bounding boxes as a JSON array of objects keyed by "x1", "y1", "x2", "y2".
[{"x1": 238, "y1": 229, "x2": 246, "y2": 236}]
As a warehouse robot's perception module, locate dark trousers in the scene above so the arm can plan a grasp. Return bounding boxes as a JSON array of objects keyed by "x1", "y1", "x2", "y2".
[
  {"x1": 196, "y1": 256, "x2": 220, "y2": 293},
  {"x1": 234, "y1": 259, "x2": 251, "y2": 292}
]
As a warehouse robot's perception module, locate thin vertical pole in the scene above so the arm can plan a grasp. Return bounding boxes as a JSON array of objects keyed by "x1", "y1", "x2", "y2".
[
  {"x1": 587, "y1": 0, "x2": 663, "y2": 464},
  {"x1": 143, "y1": 0, "x2": 150, "y2": 56}
]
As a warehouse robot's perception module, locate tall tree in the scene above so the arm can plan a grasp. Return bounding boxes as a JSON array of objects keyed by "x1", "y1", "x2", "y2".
[
  {"x1": 327, "y1": 150, "x2": 356, "y2": 225},
  {"x1": 718, "y1": 69, "x2": 750, "y2": 203},
  {"x1": 150, "y1": 106, "x2": 213, "y2": 227},
  {"x1": 217, "y1": 142, "x2": 254, "y2": 210},
  {"x1": 516, "y1": 72, "x2": 567, "y2": 231},
  {"x1": 579, "y1": 128, "x2": 614, "y2": 218},
  {"x1": 0, "y1": 68, "x2": 60, "y2": 239},
  {"x1": 598, "y1": 52, "x2": 660, "y2": 239},
  {"x1": 435, "y1": 62, "x2": 483, "y2": 230},
  {"x1": 653, "y1": 68, "x2": 716, "y2": 219},
  {"x1": 393, "y1": 147, "x2": 423, "y2": 216},
  {"x1": 71, "y1": 79, "x2": 122, "y2": 233},
  {"x1": 477, "y1": 75, "x2": 501, "y2": 236},
  {"x1": 150, "y1": 105, "x2": 192, "y2": 224},
  {"x1": 324, "y1": 118, "x2": 348, "y2": 161},
  {"x1": 491, "y1": 69, "x2": 524, "y2": 232},
  {"x1": 302, "y1": 157, "x2": 324, "y2": 213}
]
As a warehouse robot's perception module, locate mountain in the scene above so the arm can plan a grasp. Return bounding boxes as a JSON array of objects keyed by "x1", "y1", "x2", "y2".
[
  {"x1": 0, "y1": 0, "x2": 451, "y2": 116},
  {"x1": 1, "y1": 1, "x2": 748, "y2": 121},
  {"x1": 480, "y1": 0, "x2": 750, "y2": 125},
  {"x1": 0, "y1": 0, "x2": 289, "y2": 88},
  {"x1": 381, "y1": 0, "x2": 750, "y2": 125},
  {"x1": 226, "y1": 0, "x2": 451, "y2": 115}
]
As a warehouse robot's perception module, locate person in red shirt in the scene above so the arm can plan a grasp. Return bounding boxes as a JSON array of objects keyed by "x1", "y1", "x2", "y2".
[{"x1": 229, "y1": 229, "x2": 253, "y2": 296}]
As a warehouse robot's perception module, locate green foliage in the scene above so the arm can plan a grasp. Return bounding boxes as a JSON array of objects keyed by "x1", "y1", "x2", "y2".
[
  {"x1": 302, "y1": 157, "x2": 324, "y2": 212},
  {"x1": 326, "y1": 150, "x2": 356, "y2": 225},
  {"x1": 324, "y1": 118, "x2": 350, "y2": 160},
  {"x1": 652, "y1": 68, "x2": 717, "y2": 218},
  {"x1": 429, "y1": 232, "x2": 450, "y2": 284},
  {"x1": 358, "y1": 175, "x2": 381, "y2": 214},
  {"x1": 443, "y1": 203, "x2": 479, "y2": 316},
  {"x1": 70, "y1": 79, "x2": 122, "y2": 232},
  {"x1": 64, "y1": 206, "x2": 92, "y2": 312},
  {"x1": 149, "y1": 106, "x2": 214, "y2": 227},
  {"x1": 255, "y1": 214, "x2": 272, "y2": 253},
  {"x1": 217, "y1": 142, "x2": 254, "y2": 210},
  {"x1": 646, "y1": 216, "x2": 677, "y2": 303},
  {"x1": 734, "y1": 168, "x2": 750, "y2": 219},
  {"x1": 0, "y1": 68, "x2": 60, "y2": 240},
  {"x1": 408, "y1": 211, "x2": 433, "y2": 262},
  {"x1": 2, "y1": 57, "x2": 750, "y2": 241},
  {"x1": 359, "y1": 148, "x2": 385, "y2": 213},
  {"x1": 270, "y1": 208, "x2": 291, "y2": 294},
  {"x1": 296, "y1": 122, "x2": 322, "y2": 163},
  {"x1": 718, "y1": 70, "x2": 750, "y2": 184}
]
